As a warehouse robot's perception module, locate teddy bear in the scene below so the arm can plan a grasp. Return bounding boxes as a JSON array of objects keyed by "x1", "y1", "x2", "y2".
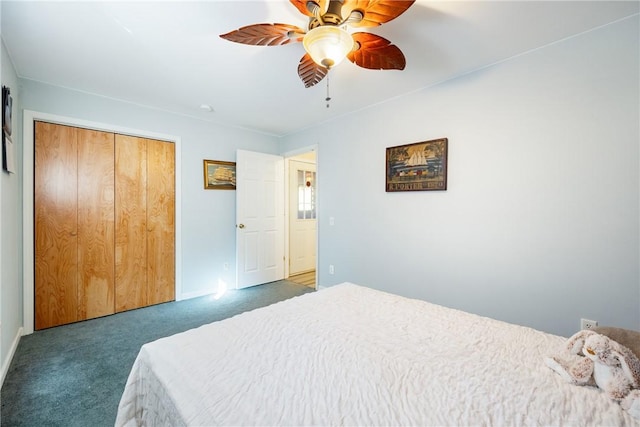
[
  {"x1": 545, "y1": 328, "x2": 640, "y2": 419},
  {"x1": 544, "y1": 328, "x2": 640, "y2": 420}
]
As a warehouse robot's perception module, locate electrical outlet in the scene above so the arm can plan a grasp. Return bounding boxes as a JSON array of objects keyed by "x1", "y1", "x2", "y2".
[
  {"x1": 329, "y1": 264, "x2": 335, "y2": 275},
  {"x1": 581, "y1": 318, "x2": 598, "y2": 330}
]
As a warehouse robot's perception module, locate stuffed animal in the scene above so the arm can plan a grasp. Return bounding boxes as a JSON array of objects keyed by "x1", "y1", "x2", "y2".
[{"x1": 545, "y1": 328, "x2": 640, "y2": 420}]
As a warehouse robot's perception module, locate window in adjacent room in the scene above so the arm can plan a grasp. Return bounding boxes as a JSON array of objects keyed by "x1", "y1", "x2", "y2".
[{"x1": 297, "y1": 169, "x2": 316, "y2": 220}]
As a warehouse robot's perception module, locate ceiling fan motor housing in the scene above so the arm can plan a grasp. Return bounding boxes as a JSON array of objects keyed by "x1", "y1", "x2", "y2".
[{"x1": 308, "y1": 0, "x2": 345, "y2": 30}]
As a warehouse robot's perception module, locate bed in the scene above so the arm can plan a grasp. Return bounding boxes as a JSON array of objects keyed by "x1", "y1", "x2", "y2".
[{"x1": 115, "y1": 282, "x2": 639, "y2": 426}]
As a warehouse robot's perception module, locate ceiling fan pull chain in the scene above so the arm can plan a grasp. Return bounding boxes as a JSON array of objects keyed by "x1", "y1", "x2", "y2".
[{"x1": 326, "y1": 73, "x2": 331, "y2": 108}]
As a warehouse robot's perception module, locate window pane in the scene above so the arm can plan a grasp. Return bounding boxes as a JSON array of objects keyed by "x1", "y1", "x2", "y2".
[{"x1": 296, "y1": 169, "x2": 316, "y2": 220}]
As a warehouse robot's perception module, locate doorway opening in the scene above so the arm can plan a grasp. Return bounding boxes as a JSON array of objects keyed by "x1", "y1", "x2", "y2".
[{"x1": 285, "y1": 150, "x2": 317, "y2": 289}]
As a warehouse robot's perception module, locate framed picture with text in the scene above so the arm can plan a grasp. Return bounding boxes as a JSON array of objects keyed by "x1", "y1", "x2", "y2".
[{"x1": 386, "y1": 138, "x2": 448, "y2": 192}]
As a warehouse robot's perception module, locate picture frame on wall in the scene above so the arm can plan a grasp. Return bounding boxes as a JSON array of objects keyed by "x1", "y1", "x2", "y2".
[
  {"x1": 2, "y1": 86, "x2": 12, "y2": 136},
  {"x1": 2, "y1": 86, "x2": 15, "y2": 173},
  {"x1": 203, "y1": 159, "x2": 236, "y2": 190},
  {"x1": 386, "y1": 138, "x2": 448, "y2": 192}
]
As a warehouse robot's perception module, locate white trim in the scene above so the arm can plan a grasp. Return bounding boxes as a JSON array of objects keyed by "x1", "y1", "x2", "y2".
[
  {"x1": 284, "y1": 159, "x2": 290, "y2": 279},
  {"x1": 282, "y1": 145, "x2": 318, "y2": 159},
  {"x1": 22, "y1": 110, "x2": 182, "y2": 334},
  {"x1": 0, "y1": 326, "x2": 22, "y2": 388},
  {"x1": 179, "y1": 289, "x2": 214, "y2": 301}
]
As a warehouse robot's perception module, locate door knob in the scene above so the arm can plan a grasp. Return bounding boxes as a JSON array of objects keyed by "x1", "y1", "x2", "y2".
[{"x1": 238, "y1": 224, "x2": 245, "y2": 229}]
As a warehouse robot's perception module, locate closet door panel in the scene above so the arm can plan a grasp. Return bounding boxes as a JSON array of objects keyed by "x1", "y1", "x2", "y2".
[
  {"x1": 77, "y1": 129, "x2": 115, "y2": 320},
  {"x1": 34, "y1": 122, "x2": 79, "y2": 329},
  {"x1": 146, "y1": 138, "x2": 175, "y2": 305},
  {"x1": 115, "y1": 135, "x2": 148, "y2": 312}
]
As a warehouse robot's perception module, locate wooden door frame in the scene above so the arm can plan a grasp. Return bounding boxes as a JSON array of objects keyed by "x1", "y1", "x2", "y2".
[
  {"x1": 283, "y1": 145, "x2": 318, "y2": 286},
  {"x1": 22, "y1": 110, "x2": 182, "y2": 335}
]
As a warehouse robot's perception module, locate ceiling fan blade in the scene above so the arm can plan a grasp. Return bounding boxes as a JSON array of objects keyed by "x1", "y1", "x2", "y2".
[
  {"x1": 298, "y1": 53, "x2": 328, "y2": 88},
  {"x1": 347, "y1": 32, "x2": 406, "y2": 70},
  {"x1": 290, "y1": 0, "x2": 328, "y2": 17},
  {"x1": 343, "y1": 0, "x2": 416, "y2": 27},
  {"x1": 220, "y1": 23, "x2": 305, "y2": 46}
]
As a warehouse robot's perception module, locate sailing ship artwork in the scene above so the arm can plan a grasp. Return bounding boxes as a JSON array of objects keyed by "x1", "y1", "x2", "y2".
[
  {"x1": 203, "y1": 159, "x2": 236, "y2": 190},
  {"x1": 386, "y1": 138, "x2": 448, "y2": 192}
]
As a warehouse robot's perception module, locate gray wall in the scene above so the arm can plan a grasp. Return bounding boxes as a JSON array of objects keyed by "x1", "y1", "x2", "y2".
[
  {"x1": 281, "y1": 16, "x2": 640, "y2": 337},
  {"x1": 1, "y1": 38, "x2": 22, "y2": 380}
]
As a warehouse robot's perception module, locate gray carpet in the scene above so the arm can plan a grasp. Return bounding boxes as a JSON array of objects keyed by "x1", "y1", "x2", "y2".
[{"x1": 1, "y1": 280, "x2": 314, "y2": 427}]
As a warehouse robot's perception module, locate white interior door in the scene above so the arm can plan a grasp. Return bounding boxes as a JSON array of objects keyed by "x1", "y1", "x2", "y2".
[
  {"x1": 288, "y1": 160, "x2": 317, "y2": 275},
  {"x1": 236, "y1": 150, "x2": 285, "y2": 289}
]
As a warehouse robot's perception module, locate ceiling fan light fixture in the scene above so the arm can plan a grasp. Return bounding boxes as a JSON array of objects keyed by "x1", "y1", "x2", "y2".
[{"x1": 303, "y1": 26, "x2": 353, "y2": 68}]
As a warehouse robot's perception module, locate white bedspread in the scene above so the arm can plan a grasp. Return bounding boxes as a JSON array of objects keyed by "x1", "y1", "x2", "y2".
[{"x1": 115, "y1": 283, "x2": 639, "y2": 426}]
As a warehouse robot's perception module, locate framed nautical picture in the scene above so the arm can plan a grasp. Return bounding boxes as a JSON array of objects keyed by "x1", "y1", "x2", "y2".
[
  {"x1": 203, "y1": 159, "x2": 236, "y2": 190},
  {"x1": 385, "y1": 138, "x2": 448, "y2": 192}
]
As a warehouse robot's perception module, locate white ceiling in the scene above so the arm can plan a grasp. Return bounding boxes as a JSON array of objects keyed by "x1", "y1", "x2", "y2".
[{"x1": 2, "y1": 1, "x2": 638, "y2": 137}]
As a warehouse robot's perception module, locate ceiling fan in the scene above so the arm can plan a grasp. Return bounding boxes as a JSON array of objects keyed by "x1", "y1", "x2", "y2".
[{"x1": 220, "y1": 0, "x2": 416, "y2": 88}]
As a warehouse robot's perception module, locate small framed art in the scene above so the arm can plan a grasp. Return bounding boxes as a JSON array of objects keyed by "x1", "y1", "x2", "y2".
[
  {"x1": 2, "y1": 86, "x2": 14, "y2": 173},
  {"x1": 203, "y1": 159, "x2": 236, "y2": 190},
  {"x1": 386, "y1": 138, "x2": 448, "y2": 192},
  {"x1": 2, "y1": 86, "x2": 12, "y2": 136}
]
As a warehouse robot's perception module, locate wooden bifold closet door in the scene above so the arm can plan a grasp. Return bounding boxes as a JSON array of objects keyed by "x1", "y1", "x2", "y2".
[
  {"x1": 115, "y1": 135, "x2": 175, "y2": 312},
  {"x1": 35, "y1": 122, "x2": 115, "y2": 330},
  {"x1": 145, "y1": 138, "x2": 176, "y2": 306},
  {"x1": 35, "y1": 122, "x2": 175, "y2": 330}
]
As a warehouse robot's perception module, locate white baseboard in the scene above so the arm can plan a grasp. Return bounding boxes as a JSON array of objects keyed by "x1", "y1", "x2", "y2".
[
  {"x1": 1, "y1": 327, "x2": 23, "y2": 388},
  {"x1": 178, "y1": 289, "x2": 214, "y2": 301}
]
